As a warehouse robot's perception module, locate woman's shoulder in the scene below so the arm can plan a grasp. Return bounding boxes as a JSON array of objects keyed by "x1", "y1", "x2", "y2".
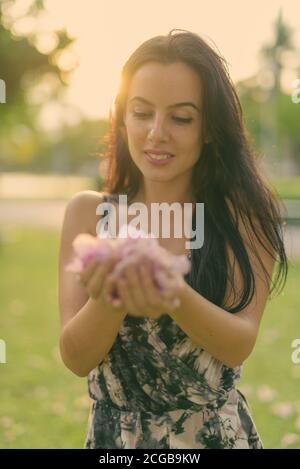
[{"x1": 65, "y1": 190, "x2": 115, "y2": 236}]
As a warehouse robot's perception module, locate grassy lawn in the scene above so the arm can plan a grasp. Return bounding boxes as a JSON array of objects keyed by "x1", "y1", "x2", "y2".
[
  {"x1": 271, "y1": 177, "x2": 300, "y2": 200},
  {"x1": 0, "y1": 226, "x2": 299, "y2": 448},
  {"x1": 0, "y1": 227, "x2": 88, "y2": 449}
]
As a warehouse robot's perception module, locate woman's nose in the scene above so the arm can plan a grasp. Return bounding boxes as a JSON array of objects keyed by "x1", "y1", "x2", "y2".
[{"x1": 148, "y1": 116, "x2": 169, "y2": 141}]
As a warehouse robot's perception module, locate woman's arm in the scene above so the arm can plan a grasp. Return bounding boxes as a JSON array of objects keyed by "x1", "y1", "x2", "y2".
[
  {"x1": 170, "y1": 216, "x2": 275, "y2": 368},
  {"x1": 58, "y1": 191, "x2": 126, "y2": 377},
  {"x1": 60, "y1": 297, "x2": 126, "y2": 377}
]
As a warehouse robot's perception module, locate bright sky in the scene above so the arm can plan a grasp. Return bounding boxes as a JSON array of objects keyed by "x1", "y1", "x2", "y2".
[{"x1": 27, "y1": 0, "x2": 300, "y2": 120}]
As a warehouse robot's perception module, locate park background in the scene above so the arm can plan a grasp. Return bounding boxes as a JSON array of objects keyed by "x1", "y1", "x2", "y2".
[{"x1": 0, "y1": 0, "x2": 300, "y2": 448}]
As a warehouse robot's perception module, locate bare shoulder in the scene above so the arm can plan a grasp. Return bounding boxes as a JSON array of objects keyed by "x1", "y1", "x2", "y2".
[
  {"x1": 58, "y1": 190, "x2": 107, "y2": 330},
  {"x1": 64, "y1": 190, "x2": 107, "y2": 236}
]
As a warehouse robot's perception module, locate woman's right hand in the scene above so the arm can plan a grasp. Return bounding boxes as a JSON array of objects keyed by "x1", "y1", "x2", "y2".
[{"x1": 77, "y1": 255, "x2": 126, "y2": 316}]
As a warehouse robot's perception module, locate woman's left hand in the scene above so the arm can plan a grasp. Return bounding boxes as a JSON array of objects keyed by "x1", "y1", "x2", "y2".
[{"x1": 107, "y1": 259, "x2": 184, "y2": 319}]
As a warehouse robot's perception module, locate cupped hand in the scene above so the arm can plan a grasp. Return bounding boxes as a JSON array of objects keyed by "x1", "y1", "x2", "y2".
[
  {"x1": 107, "y1": 258, "x2": 185, "y2": 320},
  {"x1": 77, "y1": 255, "x2": 126, "y2": 317}
]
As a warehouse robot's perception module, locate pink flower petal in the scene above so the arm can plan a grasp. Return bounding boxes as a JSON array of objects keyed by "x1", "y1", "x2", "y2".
[{"x1": 65, "y1": 225, "x2": 191, "y2": 300}]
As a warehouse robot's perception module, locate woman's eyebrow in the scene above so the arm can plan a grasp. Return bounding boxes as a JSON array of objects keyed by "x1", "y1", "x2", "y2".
[{"x1": 129, "y1": 96, "x2": 201, "y2": 113}]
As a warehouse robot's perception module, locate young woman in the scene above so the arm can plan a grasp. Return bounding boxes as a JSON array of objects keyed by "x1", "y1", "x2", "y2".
[{"x1": 58, "y1": 29, "x2": 288, "y2": 449}]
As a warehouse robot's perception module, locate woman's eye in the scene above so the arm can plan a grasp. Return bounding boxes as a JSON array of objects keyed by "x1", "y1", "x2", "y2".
[
  {"x1": 132, "y1": 111, "x2": 149, "y2": 118},
  {"x1": 132, "y1": 111, "x2": 192, "y2": 124},
  {"x1": 173, "y1": 117, "x2": 193, "y2": 124}
]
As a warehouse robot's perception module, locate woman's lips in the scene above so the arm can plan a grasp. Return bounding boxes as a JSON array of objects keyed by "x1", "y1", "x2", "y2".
[{"x1": 144, "y1": 152, "x2": 175, "y2": 166}]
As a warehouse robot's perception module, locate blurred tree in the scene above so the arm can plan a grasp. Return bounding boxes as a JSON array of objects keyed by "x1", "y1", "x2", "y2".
[
  {"x1": 237, "y1": 9, "x2": 300, "y2": 175},
  {"x1": 0, "y1": 0, "x2": 75, "y2": 168},
  {"x1": 258, "y1": 8, "x2": 297, "y2": 167},
  {"x1": 0, "y1": 0, "x2": 106, "y2": 183},
  {"x1": 260, "y1": 8, "x2": 295, "y2": 92},
  {"x1": 0, "y1": 0, "x2": 74, "y2": 125}
]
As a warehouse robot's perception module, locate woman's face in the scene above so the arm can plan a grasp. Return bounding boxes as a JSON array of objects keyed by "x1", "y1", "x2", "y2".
[{"x1": 123, "y1": 61, "x2": 206, "y2": 184}]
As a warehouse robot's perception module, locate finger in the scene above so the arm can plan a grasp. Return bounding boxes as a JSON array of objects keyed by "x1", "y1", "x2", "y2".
[
  {"x1": 81, "y1": 250, "x2": 118, "y2": 282},
  {"x1": 150, "y1": 269, "x2": 173, "y2": 299},
  {"x1": 157, "y1": 270, "x2": 182, "y2": 299},
  {"x1": 102, "y1": 253, "x2": 122, "y2": 282},
  {"x1": 117, "y1": 276, "x2": 139, "y2": 315},
  {"x1": 139, "y1": 265, "x2": 180, "y2": 314},
  {"x1": 80, "y1": 257, "x2": 101, "y2": 285},
  {"x1": 84, "y1": 251, "x2": 117, "y2": 290},
  {"x1": 139, "y1": 264, "x2": 162, "y2": 308},
  {"x1": 88, "y1": 263, "x2": 108, "y2": 299},
  {"x1": 103, "y1": 274, "x2": 122, "y2": 307},
  {"x1": 123, "y1": 265, "x2": 148, "y2": 311},
  {"x1": 90, "y1": 254, "x2": 121, "y2": 299}
]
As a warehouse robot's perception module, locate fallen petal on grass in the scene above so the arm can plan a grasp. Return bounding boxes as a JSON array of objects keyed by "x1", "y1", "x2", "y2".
[
  {"x1": 281, "y1": 433, "x2": 299, "y2": 447},
  {"x1": 51, "y1": 402, "x2": 66, "y2": 415},
  {"x1": 0, "y1": 416, "x2": 15, "y2": 429},
  {"x1": 256, "y1": 385, "x2": 277, "y2": 402},
  {"x1": 271, "y1": 402, "x2": 294, "y2": 418}
]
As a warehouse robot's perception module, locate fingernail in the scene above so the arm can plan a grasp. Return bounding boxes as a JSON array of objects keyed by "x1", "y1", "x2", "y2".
[{"x1": 112, "y1": 299, "x2": 122, "y2": 307}]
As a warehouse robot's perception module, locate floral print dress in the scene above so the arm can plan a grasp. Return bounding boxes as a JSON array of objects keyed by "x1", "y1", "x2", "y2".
[{"x1": 84, "y1": 194, "x2": 263, "y2": 449}]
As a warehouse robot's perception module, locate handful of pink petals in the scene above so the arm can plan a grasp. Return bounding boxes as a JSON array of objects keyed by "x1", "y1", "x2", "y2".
[{"x1": 65, "y1": 225, "x2": 191, "y2": 308}]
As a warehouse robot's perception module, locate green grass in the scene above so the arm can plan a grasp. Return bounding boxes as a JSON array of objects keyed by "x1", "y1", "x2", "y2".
[
  {"x1": 239, "y1": 255, "x2": 300, "y2": 449},
  {"x1": 271, "y1": 177, "x2": 300, "y2": 200},
  {"x1": 0, "y1": 227, "x2": 88, "y2": 448},
  {"x1": 0, "y1": 226, "x2": 299, "y2": 448}
]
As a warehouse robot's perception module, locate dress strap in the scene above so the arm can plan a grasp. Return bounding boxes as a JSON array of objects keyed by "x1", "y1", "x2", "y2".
[{"x1": 101, "y1": 193, "x2": 116, "y2": 203}]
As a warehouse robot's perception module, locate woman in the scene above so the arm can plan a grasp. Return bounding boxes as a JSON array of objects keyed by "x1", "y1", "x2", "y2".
[{"x1": 58, "y1": 29, "x2": 288, "y2": 449}]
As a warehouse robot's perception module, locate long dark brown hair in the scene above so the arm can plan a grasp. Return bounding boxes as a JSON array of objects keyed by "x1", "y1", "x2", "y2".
[{"x1": 100, "y1": 28, "x2": 288, "y2": 313}]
